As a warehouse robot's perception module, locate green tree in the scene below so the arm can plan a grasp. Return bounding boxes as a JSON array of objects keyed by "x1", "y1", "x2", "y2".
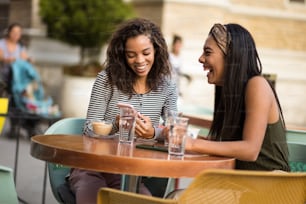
[{"x1": 39, "y1": 0, "x2": 134, "y2": 72}]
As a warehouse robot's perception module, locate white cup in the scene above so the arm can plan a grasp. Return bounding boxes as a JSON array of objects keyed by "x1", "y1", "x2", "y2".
[
  {"x1": 168, "y1": 117, "x2": 189, "y2": 156},
  {"x1": 92, "y1": 121, "x2": 112, "y2": 135},
  {"x1": 188, "y1": 127, "x2": 200, "y2": 139},
  {"x1": 89, "y1": 119, "x2": 113, "y2": 138}
]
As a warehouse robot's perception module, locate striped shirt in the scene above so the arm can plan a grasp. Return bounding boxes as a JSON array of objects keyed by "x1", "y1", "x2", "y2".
[{"x1": 84, "y1": 70, "x2": 178, "y2": 138}]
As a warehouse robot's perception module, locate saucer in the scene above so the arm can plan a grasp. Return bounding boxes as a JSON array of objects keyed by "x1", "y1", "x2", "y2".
[{"x1": 88, "y1": 131, "x2": 117, "y2": 139}]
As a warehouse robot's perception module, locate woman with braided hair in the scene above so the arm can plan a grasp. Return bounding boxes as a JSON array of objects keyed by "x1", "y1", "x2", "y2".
[{"x1": 185, "y1": 23, "x2": 289, "y2": 171}]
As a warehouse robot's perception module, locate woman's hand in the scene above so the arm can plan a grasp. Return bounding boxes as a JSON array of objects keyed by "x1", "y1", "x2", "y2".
[
  {"x1": 184, "y1": 136, "x2": 195, "y2": 151},
  {"x1": 160, "y1": 125, "x2": 169, "y2": 141},
  {"x1": 135, "y1": 113, "x2": 154, "y2": 139}
]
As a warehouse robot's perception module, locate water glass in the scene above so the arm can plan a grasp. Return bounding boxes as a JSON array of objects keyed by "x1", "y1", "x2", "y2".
[
  {"x1": 164, "y1": 110, "x2": 179, "y2": 146},
  {"x1": 168, "y1": 117, "x2": 189, "y2": 156},
  {"x1": 119, "y1": 107, "x2": 137, "y2": 143},
  {"x1": 117, "y1": 143, "x2": 133, "y2": 157}
]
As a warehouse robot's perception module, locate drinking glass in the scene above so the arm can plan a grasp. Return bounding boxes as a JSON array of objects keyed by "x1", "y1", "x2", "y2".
[
  {"x1": 117, "y1": 143, "x2": 133, "y2": 157},
  {"x1": 168, "y1": 117, "x2": 189, "y2": 156},
  {"x1": 164, "y1": 110, "x2": 179, "y2": 146},
  {"x1": 119, "y1": 107, "x2": 137, "y2": 143}
]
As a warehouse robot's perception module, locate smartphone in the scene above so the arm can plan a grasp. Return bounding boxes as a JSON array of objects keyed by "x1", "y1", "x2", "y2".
[
  {"x1": 117, "y1": 102, "x2": 134, "y2": 109},
  {"x1": 117, "y1": 102, "x2": 142, "y2": 121},
  {"x1": 136, "y1": 144, "x2": 168, "y2": 152}
]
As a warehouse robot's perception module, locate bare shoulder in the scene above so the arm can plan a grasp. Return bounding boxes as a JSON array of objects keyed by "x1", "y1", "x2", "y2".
[
  {"x1": 245, "y1": 75, "x2": 274, "y2": 105},
  {"x1": 246, "y1": 76, "x2": 271, "y2": 93},
  {"x1": 246, "y1": 76, "x2": 280, "y2": 123},
  {"x1": 248, "y1": 75, "x2": 269, "y2": 86}
]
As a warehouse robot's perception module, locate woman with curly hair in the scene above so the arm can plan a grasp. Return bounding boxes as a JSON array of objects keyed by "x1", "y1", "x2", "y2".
[
  {"x1": 69, "y1": 18, "x2": 177, "y2": 204},
  {"x1": 185, "y1": 23, "x2": 289, "y2": 171}
]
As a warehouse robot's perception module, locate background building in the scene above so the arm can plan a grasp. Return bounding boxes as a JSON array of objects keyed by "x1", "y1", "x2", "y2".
[
  {"x1": 2, "y1": 0, "x2": 306, "y2": 126},
  {"x1": 132, "y1": 0, "x2": 306, "y2": 126}
]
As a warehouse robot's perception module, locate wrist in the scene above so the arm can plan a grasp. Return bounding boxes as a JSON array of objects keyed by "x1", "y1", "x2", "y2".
[
  {"x1": 186, "y1": 137, "x2": 195, "y2": 151},
  {"x1": 148, "y1": 126, "x2": 155, "y2": 139}
]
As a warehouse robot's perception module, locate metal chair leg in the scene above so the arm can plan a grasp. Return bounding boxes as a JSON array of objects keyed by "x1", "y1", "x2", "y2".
[
  {"x1": 42, "y1": 162, "x2": 47, "y2": 204},
  {"x1": 163, "y1": 178, "x2": 175, "y2": 198}
]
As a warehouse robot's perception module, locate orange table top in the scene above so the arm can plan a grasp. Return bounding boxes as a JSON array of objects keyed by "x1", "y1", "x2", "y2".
[{"x1": 31, "y1": 134, "x2": 235, "y2": 178}]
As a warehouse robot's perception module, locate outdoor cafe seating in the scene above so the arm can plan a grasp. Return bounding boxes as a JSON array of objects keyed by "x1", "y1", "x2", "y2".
[{"x1": 32, "y1": 113, "x2": 306, "y2": 204}]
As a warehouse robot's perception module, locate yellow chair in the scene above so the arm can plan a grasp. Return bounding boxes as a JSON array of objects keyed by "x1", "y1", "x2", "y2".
[
  {"x1": 97, "y1": 169, "x2": 306, "y2": 204},
  {"x1": 0, "y1": 98, "x2": 9, "y2": 134}
]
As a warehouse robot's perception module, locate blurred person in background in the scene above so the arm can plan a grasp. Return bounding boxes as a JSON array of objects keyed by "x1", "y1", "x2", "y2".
[
  {"x1": 169, "y1": 34, "x2": 191, "y2": 97},
  {"x1": 0, "y1": 22, "x2": 30, "y2": 94},
  {"x1": 0, "y1": 23, "x2": 60, "y2": 138}
]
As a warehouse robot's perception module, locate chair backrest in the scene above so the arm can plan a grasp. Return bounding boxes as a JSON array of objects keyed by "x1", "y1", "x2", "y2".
[
  {"x1": 44, "y1": 117, "x2": 85, "y2": 203},
  {"x1": 98, "y1": 187, "x2": 176, "y2": 204},
  {"x1": 179, "y1": 169, "x2": 306, "y2": 204},
  {"x1": 0, "y1": 97, "x2": 9, "y2": 134},
  {"x1": 0, "y1": 165, "x2": 18, "y2": 204},
  {"x1": 286, "y1": 129, "x2": 306, "y2": 172},
  {"x1": 98, "y1": 169, "x2": 306, "y2": 204},
  {"x1": 288, "y1": 142, "x2": 306, "y2": 172},
  {"x1": 286, "y1": 129, "x2": 306, "y2": 144}
]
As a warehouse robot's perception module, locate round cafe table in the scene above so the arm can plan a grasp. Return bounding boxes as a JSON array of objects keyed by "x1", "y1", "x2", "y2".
[{"x1": 30, "y1": 134, "x2": 235, "y2": 192}]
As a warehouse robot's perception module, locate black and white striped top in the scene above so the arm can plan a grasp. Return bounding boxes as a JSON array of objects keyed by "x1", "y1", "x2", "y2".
[{"x1": 84, "y1": 70, "x2": 178, "y2": 138}]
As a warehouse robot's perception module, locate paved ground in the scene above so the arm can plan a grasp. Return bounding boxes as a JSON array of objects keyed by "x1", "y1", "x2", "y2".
[
  {"x1": 0, "y1": 121, "x2": 57, "y2": 204},
  {"x1": 0, "y1": 36, "x2": 75, "y2": 204}
]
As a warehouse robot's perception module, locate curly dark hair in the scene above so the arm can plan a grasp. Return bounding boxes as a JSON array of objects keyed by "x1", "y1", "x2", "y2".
[{"x1": 104, "y1": 18, "x2": 171, "y2": 97}]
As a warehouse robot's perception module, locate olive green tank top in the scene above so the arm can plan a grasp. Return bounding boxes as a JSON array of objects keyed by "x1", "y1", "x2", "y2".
[{"x1": 235, "y1": 118, "x2": 290, "y2": 171}]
